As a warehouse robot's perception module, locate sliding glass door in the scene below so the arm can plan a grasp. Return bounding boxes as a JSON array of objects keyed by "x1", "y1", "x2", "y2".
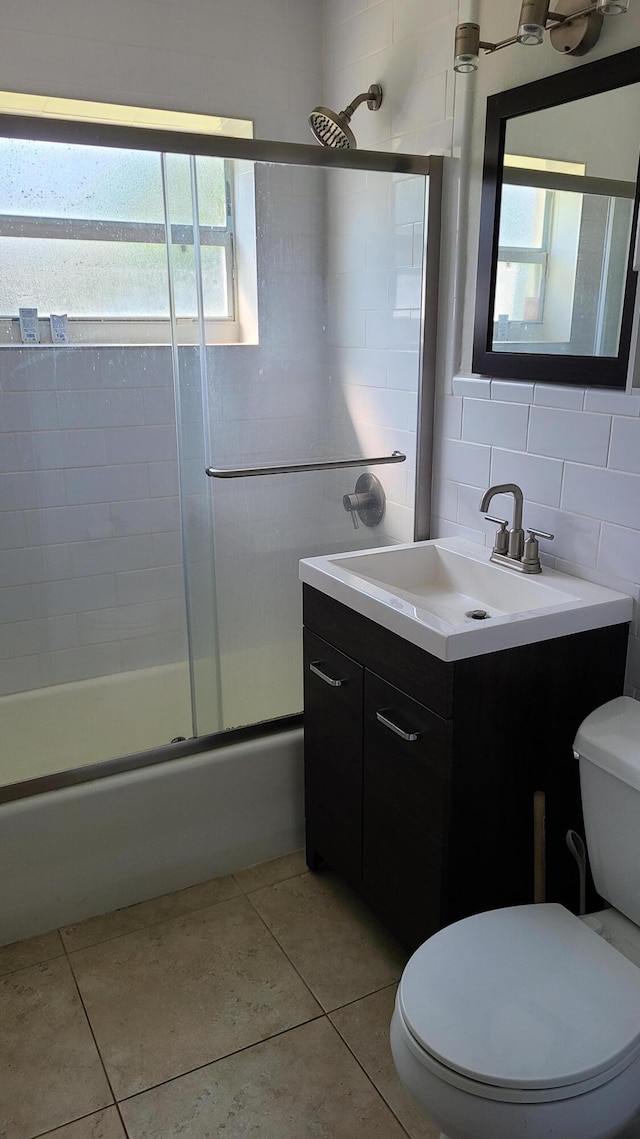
[{"x1": 0, "y1": 117, "x2": 438, "y2": 788}]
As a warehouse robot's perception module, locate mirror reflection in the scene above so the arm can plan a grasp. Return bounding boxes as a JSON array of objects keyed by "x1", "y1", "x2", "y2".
[{"x1": 493, "y1": 86, "x2": 640, "y2": 358}]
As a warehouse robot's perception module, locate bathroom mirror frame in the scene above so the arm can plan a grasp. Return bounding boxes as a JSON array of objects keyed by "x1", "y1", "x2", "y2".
[{"x1": 472, "y1": 46, "x2": 640, "y2": 388}]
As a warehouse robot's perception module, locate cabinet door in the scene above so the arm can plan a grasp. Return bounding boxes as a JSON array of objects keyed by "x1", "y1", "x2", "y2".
[
  {"x1": 363, "y1": 671, "x2": 451, "y2": 951},
  {"x1": 303, "y1": 629, "x2": 363, "y2": 883}
]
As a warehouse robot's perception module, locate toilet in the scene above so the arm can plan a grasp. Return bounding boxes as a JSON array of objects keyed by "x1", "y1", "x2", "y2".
[{"x1": 390, "y1": 696, "x2": 640, "y2": 1139}]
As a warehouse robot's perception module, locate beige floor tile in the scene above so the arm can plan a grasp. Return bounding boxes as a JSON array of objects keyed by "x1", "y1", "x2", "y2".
[
  {"x1": 120, "y1": 1016, "x2": 408, "y2": 1138},
  {"x1": 60, "y1": 874, "x2": 241, "y2": 952},
  {"x1": 0, "y1": 930, "x2": 64, "y2": 978},
  {"x1": 233, "y1": 848, "x2": 307, "y2": 893},
  {"x1": 69, "y1": 894, "x2": 321, "y2": 1100},
  {"x1": 330, "y1": 985, "x2": 441, "y2": 1139},
  {"x1": 36, "y1": 1107, "x2": 126, "y2": 1138},
  {"x1": 249, "y1": 869, "x2": 407, "y2": 1011},
  {"x1": 0, "y1": 957, "x2": 112, "y2": 1139}
]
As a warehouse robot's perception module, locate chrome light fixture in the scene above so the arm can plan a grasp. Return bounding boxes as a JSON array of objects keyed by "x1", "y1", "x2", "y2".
[{"x1": 454, "y1": 0, "x2": 629, "y2": 73}]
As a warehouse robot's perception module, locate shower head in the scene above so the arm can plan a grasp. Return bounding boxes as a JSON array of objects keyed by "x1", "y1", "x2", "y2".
[{"x1": 308, "y1": 84, "x2": 383, "y2": 149}]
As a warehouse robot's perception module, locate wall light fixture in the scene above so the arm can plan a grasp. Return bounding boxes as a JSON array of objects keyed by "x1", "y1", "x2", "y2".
[{"x1": 454, "y1": 0, "x2": 629, "y2": 73}]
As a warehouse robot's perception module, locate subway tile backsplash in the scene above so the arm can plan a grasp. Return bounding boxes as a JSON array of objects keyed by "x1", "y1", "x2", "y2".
[
  {"x1": 433, "y1": 374, "x2": 640, "y2": 699},
  {"x1": 528, "y1": 405, "x2": 611, "y2": 467}
]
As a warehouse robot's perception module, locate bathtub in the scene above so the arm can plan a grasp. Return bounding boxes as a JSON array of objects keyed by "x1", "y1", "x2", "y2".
[
  {"x1": 0, "y1": 722, "x2": 304, "y2": 945},
  {"x1": 1, "y1": 661, "x2": 194, "y2": 786}
]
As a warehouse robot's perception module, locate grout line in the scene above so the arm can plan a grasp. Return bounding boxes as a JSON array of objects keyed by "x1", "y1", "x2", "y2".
[
  {"x1": 327, "y1": 1007, "x2": 415, "y2": 1139},
  {"x1": 243, "y1": 883, "x2": 327, "y2": 1010},
  {"x1": 58, "y1": 884, "x2": 245, "y2": 954},
  {"x1": 65, "y1": 951, "x2": 120, "y2": 1111},
  {"x1": 244, "y1": 872, "x2": 405, "y2": 1015},
  {"x1": 327, "y1": 978, "x2": 399, "y2": 1014},
  {"x1": 31, "y1": 1106, "x2": 125, "y2": 1139},
  {"x1": 115, "y1": 1014, "x2": 327, "y2": 1107},
  {"x1": 0, "y1": 944, "x2": 66, "y2": 981}
]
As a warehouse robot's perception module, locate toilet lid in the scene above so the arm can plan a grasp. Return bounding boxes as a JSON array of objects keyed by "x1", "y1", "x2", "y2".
[{"x1": 399, "y1": 904, "x2": 640, "y2": 1091}]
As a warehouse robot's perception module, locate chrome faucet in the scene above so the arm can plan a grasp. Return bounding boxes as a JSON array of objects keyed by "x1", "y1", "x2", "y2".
[{"x1": 479, "y1": 483, "x2": 553, "y2": 574}]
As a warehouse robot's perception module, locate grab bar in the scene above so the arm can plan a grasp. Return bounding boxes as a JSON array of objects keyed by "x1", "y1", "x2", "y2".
[{"x1": 205, "y1": 450, "x2": 406, "y2": 479}]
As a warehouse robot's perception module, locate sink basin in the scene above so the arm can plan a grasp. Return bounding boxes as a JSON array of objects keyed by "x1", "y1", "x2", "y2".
[{"x1": 299, "y1": 537, "x2": 632, "y2": 662}]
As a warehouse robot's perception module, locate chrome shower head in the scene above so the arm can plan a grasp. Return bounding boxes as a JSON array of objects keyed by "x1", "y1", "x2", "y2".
[{"x1": 309, "y1": 84, "x2": 383, "y2": 149}]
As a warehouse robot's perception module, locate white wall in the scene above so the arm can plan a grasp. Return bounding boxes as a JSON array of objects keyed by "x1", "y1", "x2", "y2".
[
  {"x1": 322, "y1": 0, "x2": 458, "y2": 539},
  {"x1": 0, "y1": 0, "x2": 322, "y2": 143}
]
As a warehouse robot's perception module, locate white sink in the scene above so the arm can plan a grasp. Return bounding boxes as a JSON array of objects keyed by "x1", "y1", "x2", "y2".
[{"x1": 299, "y1": 537, "x2": 632, "y2": 662}]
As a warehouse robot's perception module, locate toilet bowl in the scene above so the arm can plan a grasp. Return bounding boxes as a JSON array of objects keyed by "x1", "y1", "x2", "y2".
[
  {"x1": 391, "y1": 697, "x2": 640, "y2": 1139},
  {"x1": 391, "y1": 903, "x2": 640, "y2": 1139}
]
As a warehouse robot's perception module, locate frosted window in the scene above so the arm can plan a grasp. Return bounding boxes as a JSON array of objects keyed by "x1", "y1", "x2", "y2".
[
  {"x1": 0, "y1": 138, "x2": 232, "y2": 323},
  {"x1": 0, "y1": 139, "x2": 166, "y2": 221},
  {"x1": 0, "y1": 236, "x2": 228, "y2": 319}
]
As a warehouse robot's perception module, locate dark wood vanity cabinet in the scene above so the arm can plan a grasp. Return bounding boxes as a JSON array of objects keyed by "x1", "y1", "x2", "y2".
[{"x1": 303, "y1": 584, "x2": 629, "y2": 952}]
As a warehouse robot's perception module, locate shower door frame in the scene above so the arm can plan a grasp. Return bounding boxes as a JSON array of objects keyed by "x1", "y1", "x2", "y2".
[{"x1": 0, "y1": 111, "x2": 443, "y2": 803}]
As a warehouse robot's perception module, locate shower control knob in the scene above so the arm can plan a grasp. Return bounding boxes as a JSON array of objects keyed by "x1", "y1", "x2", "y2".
[{"x1": 342, "y1": 474, "x2": 385, "y2": 530}]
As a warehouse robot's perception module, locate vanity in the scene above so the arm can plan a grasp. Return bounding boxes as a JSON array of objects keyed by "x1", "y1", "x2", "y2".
[{"x1": 299, "y1": 538, "x2": 632, "y2": 951}]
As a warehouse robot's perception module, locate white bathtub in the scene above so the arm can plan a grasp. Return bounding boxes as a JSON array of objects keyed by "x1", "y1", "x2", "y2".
[
  {"x1": 1, "y1": 662, "x2": 194, "y2": 786},
  {"x1": 0, "y1": 726, "x2": 304, "y2": 945}
]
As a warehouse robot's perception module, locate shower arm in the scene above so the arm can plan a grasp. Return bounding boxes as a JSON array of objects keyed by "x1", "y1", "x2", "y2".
[
  {"x1": 205, "y1": 450, "x2": 406, "y2": 478},
  {"x1": 342, "y1": 92, "x2": 370, "y2": 121}
]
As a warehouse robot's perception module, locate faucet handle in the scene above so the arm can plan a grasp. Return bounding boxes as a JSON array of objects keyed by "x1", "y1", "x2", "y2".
[
  {"x1": 485, "y1": 515, "x2": 509, "y2": 556},
  {"x1": 522, "y1": 527, "x2": 554, "y2": 572}
]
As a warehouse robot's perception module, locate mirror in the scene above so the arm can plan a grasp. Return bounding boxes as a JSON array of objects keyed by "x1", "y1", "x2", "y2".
[{"x1": 473, "y1": 46, "x2": 640, "y2": 388}]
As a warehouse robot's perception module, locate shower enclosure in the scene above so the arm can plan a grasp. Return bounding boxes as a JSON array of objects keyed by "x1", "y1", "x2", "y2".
[{"x1": 0, "y1": 116, "x2": 441, "y2": 795}]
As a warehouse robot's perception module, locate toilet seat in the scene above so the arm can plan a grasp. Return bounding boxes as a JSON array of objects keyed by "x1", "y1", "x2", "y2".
[{"x1": 398, "y1": 904, "x2": 640, "y2": 1103}]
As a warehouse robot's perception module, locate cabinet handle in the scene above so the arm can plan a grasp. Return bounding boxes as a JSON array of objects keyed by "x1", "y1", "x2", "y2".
[
  {"x1": 309, "y1": 661, "x2": 344, "y2": 687},
  {"x1": 376, "y1": 710, "x2": 420, "y2": 742}
]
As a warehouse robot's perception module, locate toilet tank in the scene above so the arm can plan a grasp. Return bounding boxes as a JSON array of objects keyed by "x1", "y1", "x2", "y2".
[{"x1": 574, "y1": 697, "x2": 640, "y2": 925}]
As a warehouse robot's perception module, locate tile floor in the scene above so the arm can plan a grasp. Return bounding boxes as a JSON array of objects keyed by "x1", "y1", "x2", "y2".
[{"x1": 0, "y1": 851, "x2": 441, "y2": 1139}]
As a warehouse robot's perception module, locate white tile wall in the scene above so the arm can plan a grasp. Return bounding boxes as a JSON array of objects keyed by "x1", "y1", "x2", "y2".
[
  {"x1": 433, "y1": 375, "x2": 640, "y2": 698},
  {"x1": 323, "y1": 0, "x2": 456, "y2": 543},
  {"x1": 609, "y1": 418, "x2": 640, "y2": 475},
  {"x1": 527, "y1": 406, "x2": 611, "y2": 466},
  {"x1": 462, "y1": 398, "x2": 529, "y2": 451},
  {"x1": 0, "y1": 347, "x2": 187, "y2": 696},
  {"x1": 533, "y1": 385, "x2": 585, "y2": 411},
  {"x1": 438, "y1": 437, "x2": 491, "y2": 487},
  {"x1": 490, "y1": 448, "x2": 563, "y2": 509}
]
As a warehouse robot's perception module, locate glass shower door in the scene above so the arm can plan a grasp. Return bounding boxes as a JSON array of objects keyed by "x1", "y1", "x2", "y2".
[
  {"x1": 0, "y1": 119, "x2": 436, "y2": 786},
  {"x1": 161, "y1": 152, "x2": 224, "y2": 739},
  {"x1": 204, "y1": 160, "x2": 431, "y2": 730},
  {"x1": 0, "y1": 135, "x2": 223, "y2": 785}
]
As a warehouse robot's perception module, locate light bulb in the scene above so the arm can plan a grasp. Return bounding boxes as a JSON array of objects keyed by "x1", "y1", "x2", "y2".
[
  {"x1": 596, "y1": 0, "x2": 629, "y2": 11},
  {"x1": 517, "y1": 0, "x2": 550, "y2": 43},
  {"x1": 518, "y1": 22, "x2": 545, "y2": 42},
  {"x1": 454, "y1": 23, "x2": 480, "y2": 73}
]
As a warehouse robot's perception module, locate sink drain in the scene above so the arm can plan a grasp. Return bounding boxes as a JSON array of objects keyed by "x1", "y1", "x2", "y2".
[{"x1": 466, "y1": 609, "x2": 491, "y2": 620}]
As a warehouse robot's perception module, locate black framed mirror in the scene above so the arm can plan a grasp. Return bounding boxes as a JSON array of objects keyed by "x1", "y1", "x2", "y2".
[{"x1": 473, "y1": 46, "x2": 640, "y2": 388}]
